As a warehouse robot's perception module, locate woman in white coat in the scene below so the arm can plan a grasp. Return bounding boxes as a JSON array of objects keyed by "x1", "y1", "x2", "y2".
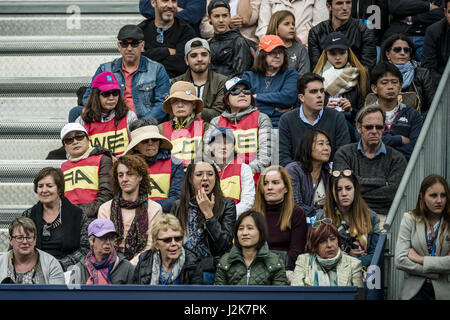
[{"x1": 395, "y1": 174, "x2": 450, "y2": 300}]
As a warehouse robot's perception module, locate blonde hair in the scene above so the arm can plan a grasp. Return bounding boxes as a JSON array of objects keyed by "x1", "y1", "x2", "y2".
[
  {"x1": 150, "y1": 214, "x2": 184, "y2": 251},
  {"x1": 313, "y1": 48, "x2": 369, "y2": 97},
  {"x1": 265, "y1": 10, "x2": 298, "y2": 44},
  {"x1": 252, "y1": 165, "x2": 295, "y2": 231}
]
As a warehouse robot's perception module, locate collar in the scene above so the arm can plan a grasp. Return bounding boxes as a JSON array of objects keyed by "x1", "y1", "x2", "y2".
[
  {"x1": 114, "y1": 56, "x2": 147, "y2": 73},
  {"x1": 357, "y1": 140, "x2": 387, "y2": 158},
  {"x1": 172, "y1": 113, "x2": 196, "y2": 129},
  {"x1": 299, "y1": 104, "x2": 324, "y2": 125}
]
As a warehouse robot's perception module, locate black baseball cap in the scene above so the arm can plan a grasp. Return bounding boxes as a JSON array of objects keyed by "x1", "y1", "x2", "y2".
[
  {"x1": 323, "y1": 32, "x2": 349, "y2": 51},
  {"x1": 208, "y1": 0, "x2": 231, "y2": 15},
  {"x1": 117, "y1": 25, "x2": 144, "y2": 41}
]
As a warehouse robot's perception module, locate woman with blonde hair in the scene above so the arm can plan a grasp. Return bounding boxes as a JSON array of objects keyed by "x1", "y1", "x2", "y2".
[
  {"x1": 395, "y1": 174, "x2": 450, "y2": 300},
  {"x1": 265, "y1": 10, "x2": 310, "y2": 76},
  {"x1": 253, "y1": 165, "x2": 307, "y2": 270}
]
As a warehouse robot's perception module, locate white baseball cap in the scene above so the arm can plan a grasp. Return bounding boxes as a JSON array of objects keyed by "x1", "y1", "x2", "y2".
[{"x1": 60, "y1": 123, "x2": 88, "y2": 141}]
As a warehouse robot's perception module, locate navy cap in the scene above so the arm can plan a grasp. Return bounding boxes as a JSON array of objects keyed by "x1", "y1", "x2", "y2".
[
  {"x1": 208, "y1": 0, "x2": 231, "y2": 15},
  {"x1": 323, "y1": 32, "x2": 349, "y2": 51},
  {"x1": 208, "y1": 127, "x2": 235, "y2": 145}
]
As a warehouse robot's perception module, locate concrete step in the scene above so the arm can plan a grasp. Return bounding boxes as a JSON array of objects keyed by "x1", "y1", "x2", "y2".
[
  {"x1": 0, "y1": 77, "x2": 91, "y2": 94},
  {"x1": 0, "y1": 139, "x2": 63, "y2": 160},
  {"x1": 0, "y1": 120, "x2": 66, "y2": 139},
  {"x1": 0, "y1": 160, "x2": 65, "y2": 183},
  {"x1": 0, "y1": 206, "x2": 27, "y2": 229},
  {"x1": 0, "y1": 183, "x2": 38, "y2": 205},
  {"x1": 0, "y1": 96, "x2": 76, "y2": 120}
]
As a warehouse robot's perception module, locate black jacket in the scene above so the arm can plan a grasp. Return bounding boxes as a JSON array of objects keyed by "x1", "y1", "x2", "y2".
[
  {"x1": 133, "y1": 247, "x2": 204, "y2": 284},
  {"x1": 351, "y1": 0, "x2": 389, "y2": 45},
  {"x1": 209, "y1": 28, "x2": 255, "y2": 78},
  {"x1": 308, "y1": 18, "x2": 377, "y2": 70},
  {"x1": 170, "y1": 197, "x2": 236, "y2": 260},
  {"x1": 421, "y1": 18, "x2": 450, "y2": 86},
  {"x1": 404, "y1": 66, "x2": 436, "y2": 115}
]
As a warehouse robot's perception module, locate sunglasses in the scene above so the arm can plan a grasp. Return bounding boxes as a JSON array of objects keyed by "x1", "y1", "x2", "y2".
[
  {"x1": 63, "y1": 132, "x2": 86, "y2": 145},
  {"x1": 312, "y1": 218, "x2": 333, "y2": 229},
  {"x1": 230, "y1": 88, "x2": 251, "y2": 96},
  {"x1": 100, "y1": 90, "x2": 120, "y2": 98},
  {"x1": 119, "y1": 40, "x2": 142, "y2": 48},
  {"x1": 331, "y1": 169, "x2": 352, "y2": 178},
  {"x1": 390, "y1": 46, "x2": 411, "y2": 54},
  {"x1": 362, "y1": 124, "x2": 384, "y2": 131},
  {"x1": 42, "y1": 224, "x2": 51, "y2": 241},
  {"x1": 140, "y1": 138, "x2": 160, "y2": 144},
  {"x1": 157, "y1": 236, "x2": 183, "y2": 244}
]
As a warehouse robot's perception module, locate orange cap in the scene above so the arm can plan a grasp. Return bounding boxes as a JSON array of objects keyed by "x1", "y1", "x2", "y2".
[{"x1": 258, "y1": 35, "x2": 286, "y2": 53}]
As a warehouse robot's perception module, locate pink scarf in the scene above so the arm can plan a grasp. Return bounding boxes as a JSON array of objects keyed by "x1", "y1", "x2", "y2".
[{"x1": 85, "y1": 249, "x2": 118, "y2": 285}]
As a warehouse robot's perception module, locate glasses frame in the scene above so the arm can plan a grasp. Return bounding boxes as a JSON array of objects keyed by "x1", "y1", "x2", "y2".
[
  {"x1": 331, "y1": 169, "x2": 353, "y2": 178},
  {"x1": 362, "y1": 124, "x2": 384, "y2": 131},
  {"x1": 391, "y1": 46, "x2": 411, "y2": 54},
  {"x1": 11, "y1": 235, "x2": 35, "y2": 242},
  {"x1": 100, "y1": 90, "x2": 120, "y2": 98},
  {"x1": 312, "y1": 218, "x2": 333, "y2": 229},
  {"x1": 119, "y1": 40, "x2": 142, "y2": 48},
  {"x1": 157, "y1": 236, "x2": 183, "y2": 244},
  {"x1": 63, "y1": 132, "x2": 87, "y2": 145},
  {"x1": 230, "y1": 88, "x2": 251, "y2": 96},
  {"x1": 42, "y1": 224, "x2": 51, "y2": 241}
]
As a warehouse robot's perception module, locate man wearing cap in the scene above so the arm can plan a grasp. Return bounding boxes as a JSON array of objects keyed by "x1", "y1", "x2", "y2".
[
  {"x1": 60, "y1": 123, "x2": 114, "y2": 220},
  {"x1": 66, "y1": 219, "x2": 135, "y2": 284},
  {"x1": 206, "y1": 126, "x2": 255, "y2": 218},
  {"x1": 159, "y1": 81, "x2": 209, "y2": 167},
  {"x1": 208, "y1": 0, "x2": 256, "y2": 78},
  {"x1": 172, "y1": 37, "x2": 228, "y2": 123},
  {"x1": 308, "y1": 0, "x2": 376, "y2": 70},
  {"x1": 138, "y1": 0, "x2": 196, "y2": 78},
  {"x1": 122, "y1": 124, "x2": 184, "y2": 213},
  {"x1": 68, "y1": 24, "x2": 170, "y2": 123}
]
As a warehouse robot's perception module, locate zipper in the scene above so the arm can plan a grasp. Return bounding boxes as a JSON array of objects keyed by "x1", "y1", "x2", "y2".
[{"x1": 246, "y1": 267, "x2": 251, "y2": 285}]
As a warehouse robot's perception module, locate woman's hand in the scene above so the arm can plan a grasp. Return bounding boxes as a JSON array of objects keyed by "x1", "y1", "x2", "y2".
[
  {"x1": 196, "y1": 188, "x2": 215, "y2": 220},
  {"x1": 408, "y1": 248, "x2": 424, "y2": 265},
  {"x1": 338, "y1": 98, "x2": 352, "y2": 111},
  {"x1": 326, "y1": 98, "x2": 339, "y2": 109},
  {"x1": 349, "y1": 249, "x2": 367, "y2": 257}
]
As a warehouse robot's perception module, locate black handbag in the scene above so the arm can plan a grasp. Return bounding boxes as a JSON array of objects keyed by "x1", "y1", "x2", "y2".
[{"x1": 271, "y1": 250, "x2": 295, "y2": 271}]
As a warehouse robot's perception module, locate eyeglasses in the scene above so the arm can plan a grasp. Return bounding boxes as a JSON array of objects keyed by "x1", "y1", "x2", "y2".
[
  {"x1": 331, "y1": 169, "x2": 352, "y2": 178},
  {"x1": 157, "y1": 236, "x2": 183, "y2": 243},
  {"x1": 100, "y1": 90, "x2": 120, "y2": 98},
  {"x1": 312, "y1": 218, "x2": 333, "y2": 229},
  {"x1": 230, "y1": 88, "x2": 251, "y2": 96},
  {"x1": 390, "y1": 46, "x2": 411, "y2": 54},
  {"x1": 140, "y1": 138, "x2": 160, "y2": 144},
  {"x1": 11, "y1": 235, "x2": 35, "y2": 242},
  {"x1": 42, "y1": 224, "x2": 51, "y2": 241},
  {"x1": 362, "y1": 124, "x2": 384, "y2": 131},
  {"x1": 63, "y1": 132, "x2": 86, "y2": 145},
  {"x1": 156, "y1": 27, "x2": 165, "y2": 44},
  {"x1": 119, "y1": 40, "x2": 142, "y2": 48}
]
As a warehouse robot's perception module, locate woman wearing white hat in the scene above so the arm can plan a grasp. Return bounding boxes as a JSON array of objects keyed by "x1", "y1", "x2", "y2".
[
  {"x1": 60, "y1": 122, "x2": 114, "y2": 220},
  {"x1": 122, "y1": 125, "x2": 184, "y2": 213},
  {"x1": 159, "y1": 81, "x2": 209, "y2": 168}
]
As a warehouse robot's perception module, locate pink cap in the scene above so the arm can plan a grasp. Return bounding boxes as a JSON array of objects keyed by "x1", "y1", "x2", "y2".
[{"x1": 92, "y1": 71, "x2": 121, "y2": 92}]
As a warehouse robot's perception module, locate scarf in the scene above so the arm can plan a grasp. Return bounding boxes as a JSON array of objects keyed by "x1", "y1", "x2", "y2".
[
  {"x1": 150, "y1": 248, "x2": 186, "y2": 285},
  {"x1": 312, "y1": 249, "x2": 342, "y2": 286},
  {"x1": 85, "y1": 249, "x2": 118, "y2": 285},
  {"x1": 322, "y1": 62, "x2": 360, "y2": 96},
  {"x1": 110, "y1": 193, "x2": 149, "y2": 260},
  {"x1": 184, "y1": 200, "x2": 211, "y2": 257},
  {"x1": 68, "y1": 146, "x2": 95, "y2": 162},
  {"x1": 173, "y1": 113, "x2": 195, "y2": 130},
  {"x1": 394, "y1": 61, "x2": 415, "y2": 89}
]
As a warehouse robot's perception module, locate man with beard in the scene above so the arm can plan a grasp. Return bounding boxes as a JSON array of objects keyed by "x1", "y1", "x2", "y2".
[
  {"x1": 139, "y1": 0, "x2": 196, "y2": 78},
  {"x1": 172, "y1": 37, "x2": 228, "y2": 122}
]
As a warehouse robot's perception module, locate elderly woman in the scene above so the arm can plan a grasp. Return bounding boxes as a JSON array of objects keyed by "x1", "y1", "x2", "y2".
[
  {"x1": 286, "y1": 129, "x2": 331, "y2": 221},
  {"x1": 133, "y1": 214, "x2": 204, "y2": 284},
  {"x1": 67, "y1": 219, "x2": 135, "y2": 284},
  {"x1": 59, "y1": 122, "x2": 114, "y2": 219},
  {"x1": 122, "y1": 123, "x2": 184, "y2": 213},
  {"x1": 75, "y1": 71, "x2": 137, "y2": 155},
  {"x1": 291, "y1": 219, "x2": 363, "y2": 287},
  {"x1": 253, "y1": 165, "x2": 307, "y2": 270},
  {"x1": 215, "y1": 210, "x2": 287, "y2": 285},
  {"x1": 0, "y1": 217, "x2": 65, "y2": 284},
  {"x1": 159, "y1": 81, "x2": 209, "y2": 167},
  {"x1": 22, "y1": 167, "x2": 90, "y2": 271},
  {"x1": 207, "y1": 77, "x2": 272, "y2": 183},
  {"x1": 381, "y1": 33, "x2": 436, "y2": 115},
  {"x1": 395, "y1": 174, "x2": 450, "y2": 300}
]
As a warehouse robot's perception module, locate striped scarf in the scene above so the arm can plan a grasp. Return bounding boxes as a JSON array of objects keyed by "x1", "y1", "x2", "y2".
[
  {"x1": 322, "y1": 62, "x2": 360, "y2": 96},
  {"x1": 110, "y1": 193, "x2": 149, "y2": 260},
  {"x1": 85, "y1": 249, "x2": 118, "y2": 285}
]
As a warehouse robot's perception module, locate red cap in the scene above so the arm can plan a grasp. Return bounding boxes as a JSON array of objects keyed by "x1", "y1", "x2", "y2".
[
  {"x1": 258, "y1": 35, "x2": 286, "y2": 53},
  {"x1": 92, "y1": 71, "x2": 121, "y2": 92}
]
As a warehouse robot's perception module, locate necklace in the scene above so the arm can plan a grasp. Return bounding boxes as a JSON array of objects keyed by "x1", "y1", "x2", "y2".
[{"x1": 264, "y1": 77, "x2": 273, "y2": 89}]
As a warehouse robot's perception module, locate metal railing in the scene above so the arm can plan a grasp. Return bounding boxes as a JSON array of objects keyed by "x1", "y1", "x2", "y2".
[{"x1": 384, "y1": 60, "x2": 450, "y2": 300}]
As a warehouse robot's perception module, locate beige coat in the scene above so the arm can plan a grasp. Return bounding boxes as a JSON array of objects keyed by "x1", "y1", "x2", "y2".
[
  {"x1": 98, "y1": 199, "x2": 162, "y2": 265},
  {"x1": 255, "y1": 0, "x2": 329, "y2": 45},
  {"x1": 291, "y1": 252, "x2": 363, "y2": 287},
  {"x1": 395, "y1": 212, "x2": 450, "y2": 300}
]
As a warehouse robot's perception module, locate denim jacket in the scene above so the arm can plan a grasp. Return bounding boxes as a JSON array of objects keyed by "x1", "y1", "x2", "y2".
[{"x1": 83, "y1": 56, "x2": 171, "y2": 122}]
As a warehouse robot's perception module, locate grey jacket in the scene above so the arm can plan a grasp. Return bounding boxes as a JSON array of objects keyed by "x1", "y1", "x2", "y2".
[
  {"x1": 0, "y1": 249, "x2": 65, "y2": 284},
  {"x1": 395, "y1": 212, "x2": 450, "y2": 300}
]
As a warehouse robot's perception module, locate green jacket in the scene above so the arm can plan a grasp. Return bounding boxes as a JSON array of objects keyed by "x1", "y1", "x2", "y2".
[{"x1": 214, "y1": 243, "x2": 287, "y2": 285}]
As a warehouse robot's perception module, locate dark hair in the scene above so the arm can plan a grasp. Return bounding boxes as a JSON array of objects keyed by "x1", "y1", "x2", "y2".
[
  {"x1": 129, "y1": 117, "x2": 158, "y2": 132},
  {"x1": 233, "y1": 210, "x2": 268, "y2": 251},
  {"x1": 293, "y1": 129, "x2": 331, "y2": 173},
  {"x1": 33, "y1": 167, "x2": 65, "y2": 197},
  {"x1": 81, "y1": 87, "x2": 129, "y2": 123},
  {"x1": 297, "y1": 72, "x2": 324, "y2": 94},
  {"x1": 251, "y1": 48, "x2": 289, "y2": 75},
  {"x1": 370, "y1": 62, "x2": 403, "y2": 86},
  {"x1": 110, "y1": 154, "x2": 151, "y2": 196},
  {"x1": 177, "y1": 161, "x2": 225, "y2": 231},
  {"x1": 380, "y1": 33, "x2": 415, "y2": 64},
  {"x1": 222, "y1": 83, "x2": 257, "y2": 112},
  {"x1": 305, "y1": 222, "x2": 342, "y2": 254}
]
